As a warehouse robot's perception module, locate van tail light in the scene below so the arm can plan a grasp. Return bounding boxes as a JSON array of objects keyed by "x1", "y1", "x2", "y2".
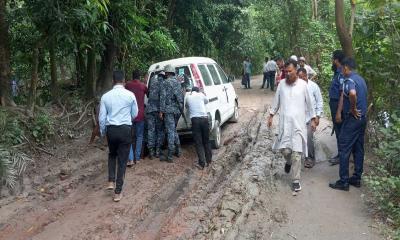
[{"x1": 190, "y1": 64, "x2": 204, "y2": 90}]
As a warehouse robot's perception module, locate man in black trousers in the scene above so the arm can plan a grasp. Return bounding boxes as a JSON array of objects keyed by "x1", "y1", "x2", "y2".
[
  {"x1": 99, "y1": 70, "x2": 138, "y2": 202},
  {"x1": 185, "y1": 87, "x2": 212, "y2": 169}
]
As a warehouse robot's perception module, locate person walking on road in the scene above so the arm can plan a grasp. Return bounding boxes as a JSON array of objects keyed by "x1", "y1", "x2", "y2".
[
  {"x1": 185, "y1": 87, "x2": 212, "y2": 170},
  {"x1": 160, "y1": 64, "x2": 184, "y2": 163},
  {"x1": 298, "y1": 67, "x2": 323, "y2": 168},
  {"x1": 329, "y1": 57, "x2": 368, "y2": 191},
  {"x1": 261, "y1": 57, "x2": 278, "y2": 91},
  {"x1": 268, "y1": 59, "x2": 316, "y2": 192},
  {"x1": 243, "y1": 57, "x2": 252, "y2": 89},
  {"x1": 328, "y1": 50, "x2": 346, "y2": 165},
  {"x1": 146, "y1": 67, "x2": 165, "y2": 159},
  {"x1": 125, "y1": 70, "x2": 148, "y2": 166},
  {"x1": 99, "y1": 70, "x2": 138, "y2": 202}
]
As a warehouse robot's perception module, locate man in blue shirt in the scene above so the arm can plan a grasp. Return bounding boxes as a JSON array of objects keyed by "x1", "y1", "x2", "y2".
[
  {"x1": 329, "y1": 58, "x2": 368, "y2": 191},
  {"x1": 328, "y1": 50, "x2": 345, "y2": 165},
  {"x1": 99, "y1": 70, "x2": 138, "y2": 202}
]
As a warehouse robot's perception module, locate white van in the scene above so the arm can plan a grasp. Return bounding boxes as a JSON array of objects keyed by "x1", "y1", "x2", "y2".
[{"x1": 147, "y1": 57, "x2": 239, "y2": 149}]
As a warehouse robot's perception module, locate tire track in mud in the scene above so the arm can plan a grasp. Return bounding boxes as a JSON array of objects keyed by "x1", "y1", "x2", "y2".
[{"x1": 148, "y1": 106, "x2": 289, "y2": 240}]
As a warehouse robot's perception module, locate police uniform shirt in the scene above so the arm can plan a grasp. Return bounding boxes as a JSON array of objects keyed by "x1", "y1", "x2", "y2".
[
  {"x1": 329, "y1": 67, "x2": 345, "y2": 100},
  {"x1": 342, "y1": 72, "x2": 368, "y2": 117}
]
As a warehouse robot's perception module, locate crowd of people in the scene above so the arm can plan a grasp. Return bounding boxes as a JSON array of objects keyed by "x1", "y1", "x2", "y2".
[
  {"x1": 98, "y1": 65, "x2": 212, "y2": 202},
  {"x1": 267, "y1": 50, "x2": 368, "y2": 193}
]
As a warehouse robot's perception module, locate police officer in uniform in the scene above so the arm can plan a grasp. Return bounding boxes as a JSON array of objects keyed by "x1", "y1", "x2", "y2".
[
  {"x1": 329, "y1": 57, "x2": 368, "y2": 191},
  {"x1": 328, "y1": 50, "x2": 345, "y2": 165},
  {"x1": 160, "y1": 64, "x2": 184, "y2": 162},
  {"x1": 146, "y1": 66, "x2": 165, "y2": 159}
]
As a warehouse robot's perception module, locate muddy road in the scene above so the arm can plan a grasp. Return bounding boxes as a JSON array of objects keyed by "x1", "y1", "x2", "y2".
[{"x1": 0, "y1": 76, "x2": 381, "y2": 240}]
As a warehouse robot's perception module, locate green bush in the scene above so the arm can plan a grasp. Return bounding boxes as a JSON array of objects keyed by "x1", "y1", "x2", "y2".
[
  {"x1": 30, "y1": 113, "x2": 55, "y2": 143},
  {"x1": 365, "y1": 112, "x2": 400, "y2": 237},
  {"x1": 0, "y1": 110, "x2": 24, "y2": 146}
]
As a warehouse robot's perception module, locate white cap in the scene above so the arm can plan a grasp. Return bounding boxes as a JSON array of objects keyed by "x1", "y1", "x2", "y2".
[
  {"x1": 299, "y1": 57, "x2": 306, "y2": 62},
  {"x1": 290, "y1": 55, "x2": 298, "y2": 61}
]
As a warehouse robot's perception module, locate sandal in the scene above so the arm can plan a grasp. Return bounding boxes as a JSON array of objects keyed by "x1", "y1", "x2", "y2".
[{"x1": 304, "y1": 159, "x2": 315, "y2": 168}]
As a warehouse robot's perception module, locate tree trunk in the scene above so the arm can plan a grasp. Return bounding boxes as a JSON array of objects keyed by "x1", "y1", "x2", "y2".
[
  {"x1": 97, "y1": 41, "x2": 117, "y2": 94},
  {"x1": 167, "y1": 0, "x2": 177, "y2": 28},
  {"x1": 75, "y1": 50, "x2": 86, "y2": 87},
  {"x1": 335, "y1": 0, "x2": 354, "y2": 57},
  {"x1": 28, "y1": 47, "x2": 39, "y2": 113},
  {"x1": 85, "y1": 48, "x2": 96, "y2": 99},
  {"x1": 49, "y1": 45, "x2": 58, "y2": 102},
  {"x1": 0, "y1": 0, "x2": 15, "y2": 106}
]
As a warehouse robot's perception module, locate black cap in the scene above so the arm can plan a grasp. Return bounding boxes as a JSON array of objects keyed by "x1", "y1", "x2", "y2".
[{"x1": 192, "y1": 86, "x2": 200, "y2": 92}]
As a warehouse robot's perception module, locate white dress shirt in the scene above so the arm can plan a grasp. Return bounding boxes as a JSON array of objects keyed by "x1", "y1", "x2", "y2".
[
  {"x1": 306, "y1": 80, "x2": 323, "y2": 122},
  {"x1": 185, "y1": 91, "x2": 209, "y2": 118},
  {"x1": 99, "y1": 84, "x2": 138, "y2": 136}
]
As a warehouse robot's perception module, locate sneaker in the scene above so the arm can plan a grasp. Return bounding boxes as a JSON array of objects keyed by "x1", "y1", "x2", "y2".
[
  {"x1": 113, "y1": 193, "x2": 122, "y2": 202},
  {"x1": 284, "y1": 163, "x2": 291, "y2": 173},
  {"x1": 106, "y1": 182, "x2": 114, "y2": 190},
  {"x1": 348, "y1": 177, "x2": 361, "y2": 188},
  {"x1": 329, "y1": 180, "x2": 349, "y2": 191},
  {"x1": 292, "y1": 181, "x2": 302, "y2": 192}
]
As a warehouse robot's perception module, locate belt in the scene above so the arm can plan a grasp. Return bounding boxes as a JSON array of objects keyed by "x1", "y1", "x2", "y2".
[{"x1": 192, "y1": 116, "x2": 208, "y2": 119}]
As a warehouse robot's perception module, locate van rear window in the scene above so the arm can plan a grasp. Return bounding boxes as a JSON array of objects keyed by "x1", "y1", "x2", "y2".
[{"x1": 198, "y1": 65, "x2": 213, "y2": 86}]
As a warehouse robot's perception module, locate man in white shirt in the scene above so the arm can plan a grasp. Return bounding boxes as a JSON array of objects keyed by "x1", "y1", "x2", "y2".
[
  {"x1": 298, "y1": 67, "x2": 323, "y2": 168},
  {"x1": 261, "y1": 57, "x2": 278, "y2": 91},
  {"x1": 298, "y1": 57, "x2": 317, "y2": 80},
  {"x1": 99, "y1": 70, "x2": 138, "y2": 202},
  {"x1": 185, "y1": 87, "x2": 212, "y2": 169},
  {"x1": 268, "y1": 59, "x2": 316, "y2": 192}
]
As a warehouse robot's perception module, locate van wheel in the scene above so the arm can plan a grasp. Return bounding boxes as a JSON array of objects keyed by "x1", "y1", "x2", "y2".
[
  {"x1": 211, "y1": 119, "x2": 221, "y2": 149},
  {"x1": 229, "y1": 101, "x2": 239, "y2": 123}
]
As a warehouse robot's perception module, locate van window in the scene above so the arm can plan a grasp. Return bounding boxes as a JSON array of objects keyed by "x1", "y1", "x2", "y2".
[
  {"x1": 176, "y1": 65, "x2": 194, "y2": 90},
  {"x1": 198, "y1": 65, "x2": 213, "y2": 86},
  {"x1": 215, "y1": 64, "x2": 229, "y2": 84},
  {"x1": 207, "y1": 64, "x2": 221, "y2": 85}
]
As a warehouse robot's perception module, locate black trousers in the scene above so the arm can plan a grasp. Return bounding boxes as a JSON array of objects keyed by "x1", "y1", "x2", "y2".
[
  {"x1": 106, "y1": 125, "x2": 132, "y2": 194},
  {"x1": 329, "y1": 99, "x2": 343, "y2": 157},
  {"x1": 191, "y1": 117, "x2": 212, "y2": 166},
  {"x1": 266, "y1": 71, "x2": 276, "y2": 91},
  {"x1": 262, "y1": 72, "x2": 268, "y2": 88}
]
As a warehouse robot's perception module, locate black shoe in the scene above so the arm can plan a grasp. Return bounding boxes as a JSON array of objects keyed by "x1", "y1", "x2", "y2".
[
  {"x1": 329, "y1": 180, "x2": 349, "y2": 191},
  {"x1": 174, "y1": 145, "x2": 181, "y2": 157},
  {"x1": 292, "y1": 181, "x2": 302, "y2": 192},
  {"x1": 155, "y1": 148, "x2": 161, "y2": 158},
  {"x1": 328, "y1": 156, "x2": 339, "y2": 166},
  {"x1": 149, "y1": 148, "x2": 155, "y2": 160},
  {"x1": 166, "y1": 149, "x2": 174, "y2": 163},
  {"x1": 349, "y1": 177, "x2": 361, "y2": 188},
  {"x1": 284, "y1": 163, "x2": 291, "y2": 174}
]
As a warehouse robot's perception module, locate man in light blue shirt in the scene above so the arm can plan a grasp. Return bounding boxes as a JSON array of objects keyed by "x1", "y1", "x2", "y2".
[
  {"x1": 99, "y1": 70, "x2": 138, "y2": 202},
  {"x1": 298, "y1": 67, "x2": 324, "y2": 168}
]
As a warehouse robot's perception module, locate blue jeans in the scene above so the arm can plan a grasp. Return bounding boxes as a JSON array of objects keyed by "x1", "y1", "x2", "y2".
[
  {"x1": 129, "y1": 121, "x2": 145, "y2": 161},
  {"x1": 338, "y1": 115, "x2": 367, "y2": 182}
]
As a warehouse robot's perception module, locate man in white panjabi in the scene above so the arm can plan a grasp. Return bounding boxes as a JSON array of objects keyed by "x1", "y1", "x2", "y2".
[{"x1": 268, "y1": 60, "x2": 317, "y2": 192}]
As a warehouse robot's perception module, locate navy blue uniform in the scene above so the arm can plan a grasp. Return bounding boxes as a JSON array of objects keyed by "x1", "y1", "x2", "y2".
[
  {"x1": 338, "y1": 72, "x2": 368, "y2": 183},
  {"x1": 329, "y1": 67, "x2": 345, "y2": 157},
  {"x1": 146, "y1": 75, "x2": 165, "y2": 149},
  {"x1": 160, "y1": 76, "x2": 184, "y2": 152}
]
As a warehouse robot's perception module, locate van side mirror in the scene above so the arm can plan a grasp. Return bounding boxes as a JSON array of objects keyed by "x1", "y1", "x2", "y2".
[{"x1": 228, "y1": 75, "x2": 235, "y2": 82}]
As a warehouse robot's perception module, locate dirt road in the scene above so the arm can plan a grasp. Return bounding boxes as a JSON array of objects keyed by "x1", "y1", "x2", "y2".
[{"x1": 0, "y1": 76, "x2": 381, "y2": 240}]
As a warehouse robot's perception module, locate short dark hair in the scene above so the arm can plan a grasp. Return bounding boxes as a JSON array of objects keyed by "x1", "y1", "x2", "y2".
[
  {"x1": 113, "y1": 70, "x2": 125, "y2": 82},
  {"x1": 132, "y1": 69, "x2": 141, "y2": 80},
  {"x1": 265, "y1": 57, "x2": 269, "y2": 61},
  {"x1": 341, "y1": 57, "x2": 357, "y2": 70},
  {"x1": 285, "y1": 58, "x2": 297, "y2": 68},
  {"x1": 297, "y1": 67, "x2": 307, "y2": 75},
  {"x1": 332, "y1": 50, "x2": 345, "y2": 62}
]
